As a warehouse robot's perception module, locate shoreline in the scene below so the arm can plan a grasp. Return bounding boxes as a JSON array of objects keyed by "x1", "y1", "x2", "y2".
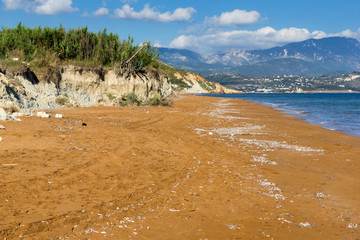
[
  {"x1": 0, "y1": 95, "x2": 359, "y2": 239},
  {"x1": 201, "y1": 92, "x2": 360, "y2": 138}
]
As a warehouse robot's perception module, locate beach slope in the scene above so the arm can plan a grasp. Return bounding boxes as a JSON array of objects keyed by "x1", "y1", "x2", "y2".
[{"x1": 0, "y1": 95, "x2": 359, "y2": 239}]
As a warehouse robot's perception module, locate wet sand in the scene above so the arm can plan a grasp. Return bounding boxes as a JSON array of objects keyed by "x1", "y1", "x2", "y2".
[{"x1": 0, "y1": 95, "x2": 359, "y2": 239}]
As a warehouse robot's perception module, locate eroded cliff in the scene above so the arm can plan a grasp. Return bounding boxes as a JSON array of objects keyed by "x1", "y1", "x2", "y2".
[{"x1": 0, "y1": 65, "x2": 172, "y2": 112}]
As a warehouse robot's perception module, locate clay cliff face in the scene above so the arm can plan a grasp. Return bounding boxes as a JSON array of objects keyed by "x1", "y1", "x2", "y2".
[{"x1": 0, "y1": 66, "x2": 172, "y2": 111}]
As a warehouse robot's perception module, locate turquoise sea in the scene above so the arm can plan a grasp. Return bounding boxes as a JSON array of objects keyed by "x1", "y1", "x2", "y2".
[{"x1": 202, "y1": 93, "x2": 360, "y2": 138}]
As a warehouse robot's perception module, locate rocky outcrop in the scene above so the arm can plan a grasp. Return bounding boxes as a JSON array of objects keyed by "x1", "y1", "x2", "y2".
[
  {"x1": 0, "y1": 65, "x2": 172, "y2": 112},
  {"x1": 172, "y1": 71, "x2": 242, "y2": 94}
]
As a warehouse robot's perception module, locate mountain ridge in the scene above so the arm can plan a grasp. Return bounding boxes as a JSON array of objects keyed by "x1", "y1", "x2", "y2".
[{"x1": 158, "y1": 37, "x2": 360, "y2": 77}]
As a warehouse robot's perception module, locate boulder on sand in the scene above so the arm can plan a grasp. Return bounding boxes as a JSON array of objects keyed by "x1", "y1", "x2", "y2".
[
  {"x1": 0, "y1": 108, "x2": 10, "y2": 121},
  {"x1": 37, "y1": 112, "x2": 51, "y2": 118}
]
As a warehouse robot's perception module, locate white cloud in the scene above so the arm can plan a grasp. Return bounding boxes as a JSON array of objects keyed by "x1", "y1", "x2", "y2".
[
  {"x1": 93, "y1": 7, "x2": 109, "y2": 17},
  {"x1": 35, "y1": 0, "x2": 78, "y2": 15},
  {"x1": 208, "y1": 9, "x2": 260, "y2": 26},
  {"x1": 2, "y1": 0, "x2": 24, "y2": 10},
  {"x1": 169, "y1": 27, "x2": 333, "y2": 52},
  {"x1": 2, "y1": 0, "x2": 78, "y2": 14},
  {"x1": 121, "y1": 0, "x2": 137, "y2": 3},
  {"x1": 114, "y1": 4, "x2": 196, "y2": 22},
  {"x1": 153, "y1": 41, "x2": 164, "y2": 47},
  {"x1": 332, "y1": 28, "x2": 360, "y2": 40}
]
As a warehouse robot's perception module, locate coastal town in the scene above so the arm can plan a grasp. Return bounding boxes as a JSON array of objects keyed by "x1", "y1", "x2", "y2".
[{"x1": 206, "y1": 71, "x2": 360, "y2": 93}]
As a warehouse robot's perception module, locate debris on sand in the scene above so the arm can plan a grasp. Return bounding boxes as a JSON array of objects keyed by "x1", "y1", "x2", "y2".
[
  {"x1": 227, "y1": 225, "x2": 240, "y2": 230},
  {"x1": 314, "y1": 192, "x2": 327, "y2": 199},
  {"x1": 252, "y1": 156, "x2": 278, "y2": 165},
  {"x1": 298, "y1": 222, "x2": 315, "y2": 228},
  {"x1": 348, "y1": 223, "x2": 358, "y2": 228},
  {"x1": 169, "y1": 209, "x2": 181, "y2": 212}
]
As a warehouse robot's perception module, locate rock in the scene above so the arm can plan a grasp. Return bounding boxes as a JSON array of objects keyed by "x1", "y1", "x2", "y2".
[
  {"x1": 0, "y1": 136, "x2": 2, "y2": 141},
  {"x1": 36, "y1": 111, "x2": 46, "y2": 117},
  {"x1": 0, "y1": 108, "x2": 10, "y2": 121},
  {"x1": 9, "y1": 115, "x2": 21, "y2": 121},
  {"x1": 36, "y1": 112, "x2": 51, "y2": 118},
  {"x1": 0, "y1": 78, "x2": 8, "y2": 85},
  {"x1": 55, "y1": 114, "x2": 63, "y2": 119},
  {"x1": 0, "y1": 125, "x2": 5, "y2": 130},
  {"x1": 11, "y1": 112, "x2": 23, "y2": 117},
  {"x1": 0, "y1": 108, "x2": 21, "y2": 121}
]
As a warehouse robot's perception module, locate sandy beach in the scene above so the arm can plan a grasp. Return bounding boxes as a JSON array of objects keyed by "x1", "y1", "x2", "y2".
[{"x1": 0, "y1": 95, "x2": 359, "y2": 239}]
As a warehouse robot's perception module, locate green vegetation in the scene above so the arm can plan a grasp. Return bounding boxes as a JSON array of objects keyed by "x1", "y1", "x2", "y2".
[
  {"x1": 106, "y1": 93, "x2": 116, "y2": 101},
  {"x1": 118, "y1": 92, "x2": 171, "y2": 106},
  {"x1": 146, "y1": 93, "x2": 172, "y2": 106},
  {"x1": 119, "y1": 93, "x2": 141, "y2": 106},
  {"x1": 55, "y1": 96, "x2": 68, "y2": 106},
  {"x1": 159, "y1": 63, "x2": 191, "y2": 90},
  {"x1": 0, "y1": 23, "x2": 159, "y2": 72},
  {"x1": 169, "y1": 75, "x2": 191, "y2": 89}
]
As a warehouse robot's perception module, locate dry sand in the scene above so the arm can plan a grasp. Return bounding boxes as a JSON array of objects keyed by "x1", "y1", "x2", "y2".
[{"x1": 0, "y1": 95, "x2": 359, "y2": 239}]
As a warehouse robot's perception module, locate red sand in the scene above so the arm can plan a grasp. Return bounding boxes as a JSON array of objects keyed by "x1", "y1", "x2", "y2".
[{"x1": 0, "y1": 95, "x2": 359, "y2": 239}]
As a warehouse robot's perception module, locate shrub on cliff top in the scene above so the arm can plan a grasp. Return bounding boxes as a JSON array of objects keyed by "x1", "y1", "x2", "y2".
[{"x1": 0, "y1": 23, "x2": 159, "y2": 72}]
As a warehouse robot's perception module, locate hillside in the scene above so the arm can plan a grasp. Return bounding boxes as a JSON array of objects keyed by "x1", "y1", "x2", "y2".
[
  {"x1": 157, "y1": 47, "x2": 226, "y2": 75},
  {"x1": 161, "y1": 64, "x2": 241, "y2": 94},
  {"x1": 228, "y1": 58, "x2": 340, "y2": 77}
]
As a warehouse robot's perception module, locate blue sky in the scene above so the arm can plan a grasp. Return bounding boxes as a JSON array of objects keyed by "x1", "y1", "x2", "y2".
[{"x1": 1, "y1": 0, "x2": 360, "y2": 53}]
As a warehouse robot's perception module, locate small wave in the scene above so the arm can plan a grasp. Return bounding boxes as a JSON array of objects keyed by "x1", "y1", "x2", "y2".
[
  {"x1": 261, "y1": 102, "x2": 289, "y2": 108},
  {"x1": 297, "y1": 111, "x2": 309, "y2": 114}
]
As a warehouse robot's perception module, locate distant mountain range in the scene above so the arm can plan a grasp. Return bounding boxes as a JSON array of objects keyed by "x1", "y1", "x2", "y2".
[{"x1": 158, "y1": 37, "x2": 360, "y2": 77}]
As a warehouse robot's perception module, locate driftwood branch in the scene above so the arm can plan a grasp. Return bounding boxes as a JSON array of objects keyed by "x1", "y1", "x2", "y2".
[{"x1": 123, "y1": 45, "x2": 145, "y2": 67}]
